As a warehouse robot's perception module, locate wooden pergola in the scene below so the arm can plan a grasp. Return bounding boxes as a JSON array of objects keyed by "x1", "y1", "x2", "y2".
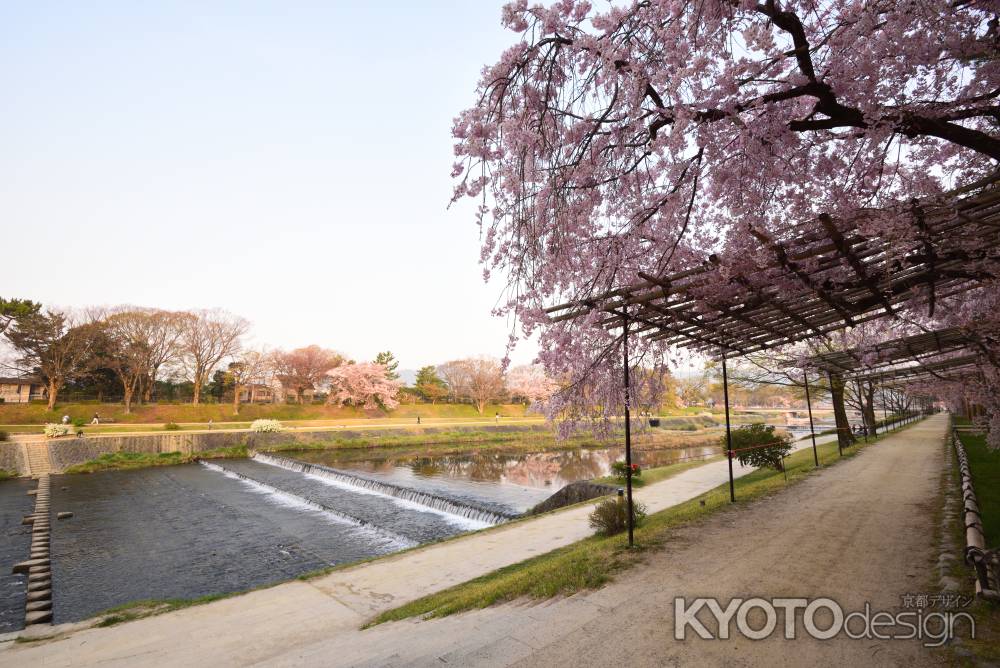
[
  {"x1": 545, "y1": 174, "x2": 1000, "y2": 536},
  {"x1": 546, "y1": 173, "x2": 1000, "y2": 358}
]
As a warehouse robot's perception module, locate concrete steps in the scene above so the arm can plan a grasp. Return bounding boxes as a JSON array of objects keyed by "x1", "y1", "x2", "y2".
[{"x1": 25, "y1": 444, "x2": 52, "y2": 477}]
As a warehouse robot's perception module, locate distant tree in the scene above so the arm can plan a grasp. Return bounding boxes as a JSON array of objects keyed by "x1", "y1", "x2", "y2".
[
  {"x1": 464, "y1": 357, "x2": 505, "y2": 415},
  {"x1": 99, "y1": 309, "x2": 162, "y2": 414},
  {"x1": 676, "y1": 376, "x2": 708, "y2": 407},
  {"x1": 414, "y1": 365, "x2": 448, "y2": 404},
  {"x1": 273, "y1": 346, "x2": 343, "y2": 404},
  {"x1": 207, "y1": 369, "x2": 231, "y2": 403},
  {"x1": 326, "y1": 362, "x2": 403, "y2": 410},
  {"x1": 0, "y1": 297, "x2": 40, "y2": 337},
  {"x1": 141, "y1": 310, "x2": 188, "y2": 402},
  {"x1": 374, "y1": 351, "x2": 400, "y2": 380},
  {"x1": 228, "y1": 350, "x2": 269, "y2": 415},
  {"x1": 5, "y1": 311, "x2": 105, "y2": 410},
  {"x1": 505, "y1": 365, "x2": 558, "y2": 405},
  {"x1": 437, "y1": 360, "x2": 472, "y2": 403},
  {"x1": 179, "y1": 310, "x2": 249, "y2": 405}
]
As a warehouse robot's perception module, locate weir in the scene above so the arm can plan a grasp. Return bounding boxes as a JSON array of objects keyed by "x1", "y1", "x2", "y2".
[
  {"x1": 252, "y1": 453, "x2": 520, "y2": 526},
  {"x1": 199, "y1": 461, "x2": 416, "y2": 549}
]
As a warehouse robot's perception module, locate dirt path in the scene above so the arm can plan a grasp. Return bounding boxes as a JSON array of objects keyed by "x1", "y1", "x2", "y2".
[{"x1": 0, "y1": 420, "x2": 940, "y2": 666}]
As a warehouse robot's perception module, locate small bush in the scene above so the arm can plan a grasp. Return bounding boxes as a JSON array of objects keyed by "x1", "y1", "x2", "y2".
[
  {"x1": 164, "y1": 422, "x2": 181, "y2": 431},
  {"x1": 43, "y1": 423, "x2": 72, "y2": 438},
  {"x1": 588, "y1": 496, "x2": 647, "y2": 536},
  {"x1": 610, "y1": 460, "x2": 642, "y2": 481},
  {"x1": 72, "y1": 417, "x2": 86, "y2": 428},
  {"x1": 0, "y1": 430, "x2": 8, "y2": 442},
  {"x1": 725, "y1": 423, "x2": 792, "y2": 472},
  {"x1": 250, "y1": 419, "x2": 283, "y2": 433}
]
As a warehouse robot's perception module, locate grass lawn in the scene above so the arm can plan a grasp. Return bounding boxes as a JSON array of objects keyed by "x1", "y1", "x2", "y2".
[
  {"x1": 369, "y1": 420, "x2": 918, "y2": 626},
  {"x1": 955, "y1": 426, "x2": 1000, "y2": 548},
  {"x1": 0, "y1": 401, "x2": 534, "y2": 427}
]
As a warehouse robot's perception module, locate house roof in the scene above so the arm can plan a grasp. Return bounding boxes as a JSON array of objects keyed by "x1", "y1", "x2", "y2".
[{"x1": 0, "y1": 377, "x2": 44, "y2": 385}]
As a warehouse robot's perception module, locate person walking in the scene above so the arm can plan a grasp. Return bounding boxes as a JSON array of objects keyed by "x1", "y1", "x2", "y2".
[{"x1": 91, "y1": 413, "x2": 100, "y2": 425}]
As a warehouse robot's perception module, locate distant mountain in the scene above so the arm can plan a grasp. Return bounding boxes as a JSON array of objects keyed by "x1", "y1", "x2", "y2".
[{"x1": 397, "y1": 368, "x2": 418, "y2": 386}]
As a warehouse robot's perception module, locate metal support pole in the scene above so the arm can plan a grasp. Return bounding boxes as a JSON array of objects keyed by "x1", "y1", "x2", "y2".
[
  {"x1": 803, "y1": 371, "x2": 819, "y2": 467},
  {"x1": 856, "y1": 379, "x2": 868, "y2": 443},
  {"x1": 722, "y1": 355, "x2": 735, "y2": 503},
  {"x1": 828, "y1": 370, "x2": 843, "y2": 457},
  {"x1": 881, "y1": 384, "x2": 888, "y2": 429},
  {"x1": 622, "y1": 314, "x2": 635, "y2": 548}
]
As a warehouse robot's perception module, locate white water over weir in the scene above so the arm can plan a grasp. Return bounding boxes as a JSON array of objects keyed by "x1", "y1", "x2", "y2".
[
  {"x1": 253, "y1": 453, "x2": 520, "y2": 526},
  {"x1": 199, "y1": 461, "x2": 415, "y2": 549}
]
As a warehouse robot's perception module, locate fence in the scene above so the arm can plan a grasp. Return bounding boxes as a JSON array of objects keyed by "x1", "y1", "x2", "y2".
[{"x1": 952, "y1": 425, "x2": 1000, "y2": 601}]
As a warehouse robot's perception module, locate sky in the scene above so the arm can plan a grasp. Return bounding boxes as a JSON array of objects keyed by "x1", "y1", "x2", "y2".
[{"x1": 0, "y1": 2, "x2": 537, "y2": 371}]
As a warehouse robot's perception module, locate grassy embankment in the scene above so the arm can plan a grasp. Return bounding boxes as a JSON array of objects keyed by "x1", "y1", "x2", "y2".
[
  {"x1": 0, "y1": 400, "x2": 790, "y2": 432},
  {"x1": 0, "y1": 402, "x2": 531, "y2": 427},
  {"x1": 369, "y1": 419, "x2": 921, "y2": 626},
  {"x1": 58, "y1": 426, "x2": 724, "y2": 475},
  {"x1": 954, "y1": 421, "x2": 1000, "y2": 547},
  {"x1": 0, "y1": 469, "x2": 14, "y2": 481},
  {"x1": 943, "y1": 418, "x2": 1000, "y2": 664}
]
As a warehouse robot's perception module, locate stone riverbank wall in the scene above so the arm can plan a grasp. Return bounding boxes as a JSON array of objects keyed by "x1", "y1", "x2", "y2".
[
  {"x1": 0, "y1": 442, "x2": 26, "y2": 477},
  {"x1": 11, "y1": 424, "x2": 551, "y2": 476}
]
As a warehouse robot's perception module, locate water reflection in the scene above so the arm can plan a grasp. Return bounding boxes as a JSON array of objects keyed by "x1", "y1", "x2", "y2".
[{"x1": 281, "y1": 443, "x2": 723, "y2": 512}]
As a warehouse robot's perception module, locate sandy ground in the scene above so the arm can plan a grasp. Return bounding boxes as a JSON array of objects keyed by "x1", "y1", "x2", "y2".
[{"x1": 0, "y1": 420, "x2": 945, "y2": 667}]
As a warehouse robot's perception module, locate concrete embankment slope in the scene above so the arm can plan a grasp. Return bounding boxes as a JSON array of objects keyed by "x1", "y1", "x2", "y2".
[
  {"x1": 2, "y1": 422, "x2": 552, "y2": 476},
  {"x1": 0, "y1": 433, "x2": 846, "y2": 666}
]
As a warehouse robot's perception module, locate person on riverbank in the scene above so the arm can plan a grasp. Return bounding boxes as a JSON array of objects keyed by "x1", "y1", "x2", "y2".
[{"x1": 91, "y1": 413, "x2": 100, "y2": 425}]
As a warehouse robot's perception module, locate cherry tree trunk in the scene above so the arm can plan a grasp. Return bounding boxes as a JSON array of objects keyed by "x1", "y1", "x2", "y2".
[
  {"x1": 46, "y1": 380, "x2": 59, "y2": 411},
  {"x1": 828, "y1": 373, "x2": 856, "y2": 449}
]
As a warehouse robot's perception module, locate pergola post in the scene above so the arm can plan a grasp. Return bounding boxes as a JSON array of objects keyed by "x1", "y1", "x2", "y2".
[
  {"x1": 722, "y1": 355, "x2": 735, "y2": 503},
  {"x1": 827, "y1": 371, "x2": 845, "y2": 457},
  {"x1": 803, "y1": 371, "x2": 819, "y2": 467},
  {"x1": 856, "y1": 378, "x2": 868, "y2": 443},
  {"x1": 881, "y1": 384, "x2": 889, "y2": 429},
  {"x1": 622, "y1": 313, "x2": 635, "y2": 548}
]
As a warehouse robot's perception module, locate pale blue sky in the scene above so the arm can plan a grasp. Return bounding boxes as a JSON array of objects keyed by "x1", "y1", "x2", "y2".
[{"x1": 0, "y1": 1, "x2": 534, "y2": 369}]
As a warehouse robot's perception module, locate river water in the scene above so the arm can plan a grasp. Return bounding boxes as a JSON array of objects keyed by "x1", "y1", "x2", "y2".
[
  {"x1": 0, "y1": 478, "x2": 33, "y2": 634},
  {"x1": 1, "y1": 431, "x2": 827, "y2": 628}
]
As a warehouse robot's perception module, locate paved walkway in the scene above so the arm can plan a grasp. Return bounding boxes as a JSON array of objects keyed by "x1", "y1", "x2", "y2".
[{"x1": 0, "y1": 432, "x2": 864, "y2": 666}]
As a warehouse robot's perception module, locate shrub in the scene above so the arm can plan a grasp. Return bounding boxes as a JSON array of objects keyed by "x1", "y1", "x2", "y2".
[
  {"x1": 610, "y1": 460, "x2": 642, "y2": 481},
  {"x1": 72, "y1": 417, "x2": 86, "y2": 428},
  {"x1": 0, "y1": 430, "x2": 8, "y2": 442},
  {"x1": 164, "y1": 422, "x2": 181, "y2": 431},
  {"x1": 725, "y1": 423, "x2": 792, "y2": 472},
  {"x1": 588, "y1": 496, "x2": 647, "y2": 536},
  {"x1": 250, "y1": 419, "x2": 284, "y2": 433},
  {"x1": 43, "y1": 423, "x2": 72, "y2": 438}
]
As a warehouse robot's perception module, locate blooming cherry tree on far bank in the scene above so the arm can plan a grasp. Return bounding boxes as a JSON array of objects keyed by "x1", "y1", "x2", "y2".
[{"x1": 326, "y1": 362, "x2": 403, "y2": 411}]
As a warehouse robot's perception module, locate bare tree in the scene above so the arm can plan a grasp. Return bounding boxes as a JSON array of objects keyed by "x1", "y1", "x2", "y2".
[
  {"x1": 437, "y1": 360, "x2": 471, "y2": 403},
  {"x1": 142, "y1": 310, "x2": 188, "y2": 402},
  {"x1": 100, "y1": 309, "x2": 156, "y2": 414},
  {"x1": 271, "y1": 346, "x2": 342, "y2": 404},
  {"x1": 179, "y1": 310, "x2": 249, "y2": 404},
  {"x1": 438, "y1": 357, "x2": 505, "y2": 415},
  {"x1": 5, "y1": 310, "x2": 104, "y2": 410},
  {"x1": 228, "y1": 350, "x2": 270, "y2": 415}
]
